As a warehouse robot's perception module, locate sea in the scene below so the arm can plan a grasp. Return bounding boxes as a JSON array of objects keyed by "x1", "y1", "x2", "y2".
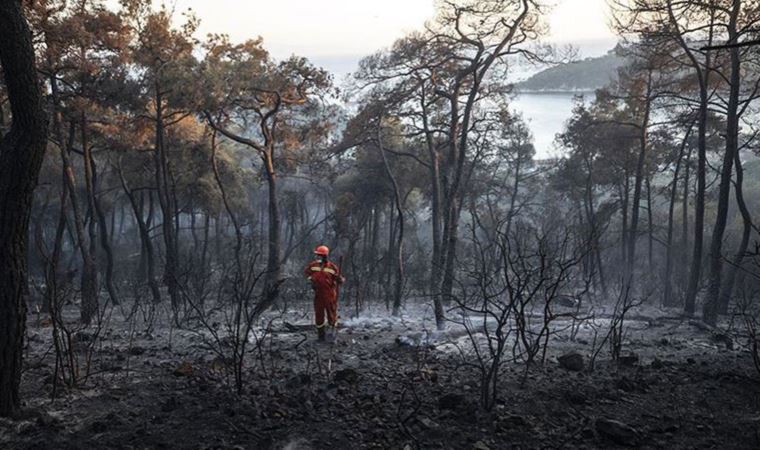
[{"x1": 510, "y1": 91, "x2": 593, "y2": 160}]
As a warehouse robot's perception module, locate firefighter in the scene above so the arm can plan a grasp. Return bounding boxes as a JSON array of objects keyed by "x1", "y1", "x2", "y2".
[{"x1": 304, "y1": 245, "x2": 344, "y2": 341}]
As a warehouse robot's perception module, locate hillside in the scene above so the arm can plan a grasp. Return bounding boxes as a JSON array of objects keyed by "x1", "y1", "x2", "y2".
[{"x1": 516, "y1": 51, "x2": 626, "y2": 92}]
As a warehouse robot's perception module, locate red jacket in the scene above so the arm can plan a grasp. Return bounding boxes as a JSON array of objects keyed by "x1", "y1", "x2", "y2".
[{"x1": 304, "y1": 260, "x2": 342, "y2": 299}]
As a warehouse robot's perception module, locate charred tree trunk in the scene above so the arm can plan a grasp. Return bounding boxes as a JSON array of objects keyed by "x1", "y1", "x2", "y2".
[
  {"x1": 680, "y1": 145, "x2": 692, "y2": 297},
  {"x1": 620, "y1": 174, "x2": 630, "y2": 266},
  {"x1": 718, "y1": 151, "x2": 752, "y2": 314},
  {"x1": 117, "y1": 162, "x2": 161, "y2": 304},
  {"x1": 646, "y1": 174, "x2": 654, "y2": 270},
  {"x1": 51, "y1": 96, "x2": 97, "y2": 323},
  {"x1": 378, "y1": 133, "x2": 405, "y2": 317},
  {"x1": 664, "y1": 125, "x2": 691, "y2": 306},
  {"x1": 704, "y1": 5, "x2": 741, "y2": 325},
  {"x1": 210, "y1": 129, "x2": 243, "y2": 263},
  {"x1": 0, "y1": 0, "x2": 49, "y2": 417},
  {"x1": 626, "y1": 70, "x2": 652, "y2": 284},
  {"x1": 684, "y1": 86, "x2": 709, "y2": 316},
  {"x1": 153, "y1": 88, "x2": 181, "y2": 317},
  {"x1": 137, "y1": 191, "x2": 147, "y2": 282},
  {"x1": 44, "y1": 165, "x2": 70, "y2": 314},
  {"x1": 583, "y1": 162, "x2": 607, "y2": 296},
  {"x1": 200, "y1": 213, "x2": 210, "y2": 278},
  {"x1": 421, "y1": 90, "x2": 445, "y2": 329},
  {"x1": 683, "y1": 12, "x2": 714, "y2": 317},
  {"x1": 85, "y1": 125, "x2": 119, "y2": 306},
  {"x1": 250, "y1": 149, "x2": 283, "y2": 318}
]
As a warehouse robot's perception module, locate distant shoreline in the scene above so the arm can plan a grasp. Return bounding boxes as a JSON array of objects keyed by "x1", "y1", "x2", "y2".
[{"x1": 514, "y1": 89, "x2": 596, "y2": 95}]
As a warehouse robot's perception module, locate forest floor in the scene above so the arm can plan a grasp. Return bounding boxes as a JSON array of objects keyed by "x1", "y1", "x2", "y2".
[{"x1": 1, "y1": 299, "x2": 760, "y2": 449}]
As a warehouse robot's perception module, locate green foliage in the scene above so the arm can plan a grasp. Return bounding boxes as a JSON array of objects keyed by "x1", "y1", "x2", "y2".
[{"x1": 517, "y1": 50, "x2": 626, "y2": 92}]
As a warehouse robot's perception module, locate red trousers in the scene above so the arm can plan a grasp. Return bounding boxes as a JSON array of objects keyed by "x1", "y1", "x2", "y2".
[{"x1": 314, "y1": 289, "x2": 338, "y2": 328}]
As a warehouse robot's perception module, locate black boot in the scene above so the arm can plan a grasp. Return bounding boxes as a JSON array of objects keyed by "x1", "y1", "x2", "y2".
[{"x1": 317, "y1": 327, "x2": 326, "y2": 342}]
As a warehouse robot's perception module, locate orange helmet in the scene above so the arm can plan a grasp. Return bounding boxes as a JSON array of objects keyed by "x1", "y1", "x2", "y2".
[{"x1": 314, "y1": 245, "x2": 330, "y2": 257}]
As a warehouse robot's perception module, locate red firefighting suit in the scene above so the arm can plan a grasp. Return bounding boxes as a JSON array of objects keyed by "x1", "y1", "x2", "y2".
[{"x1": 304, "y1": 259, "x2": 343, "y2": 329}]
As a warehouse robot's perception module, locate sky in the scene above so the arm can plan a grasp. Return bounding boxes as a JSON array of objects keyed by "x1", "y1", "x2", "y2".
[{"x1": 163, "y1": 0, "x2": 618, "y2": 78}]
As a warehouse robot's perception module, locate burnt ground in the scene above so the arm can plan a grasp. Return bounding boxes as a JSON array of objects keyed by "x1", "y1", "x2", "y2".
[{"x1": 2, "y1": 301, "x2": 760, "y2": 450}]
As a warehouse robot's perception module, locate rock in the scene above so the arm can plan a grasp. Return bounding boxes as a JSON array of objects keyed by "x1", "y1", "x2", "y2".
[
  {"x1": 333, "y1": 368, "x2": 359, "y2": 384},
  {"x1": 418, "y1": 416, "x2": 439, "y2": 429},
  {"x1": 595, "y1": 418, "x2": 640, "y2": 447},
  {"x1": 686, "y1": 357, "x2": 696, "y2": 365},
  {"x1": 618, "y1": 353, "x2": 639, "y2": 367},
  {"x1": 650, "y1": 357, "x2": 664, "y2": 369},
  {"x1": 473, "y1": 441, "x2": 491, "y2": 450},
  {"x1": 14, "y1": 420, "x2": 35, "y2": 435},
  {"x1": 438, "y1": 393, "x2": 466, "y2": 410},
  {"x1": 558, "y1": 352, "x2": 584, "y2": 371},
  {"x1": 173, "y1": 361, "x2": 195, "y2": 377},
  {"x1": 128, "y1": 346, "x2": 145, "y2": 356}
]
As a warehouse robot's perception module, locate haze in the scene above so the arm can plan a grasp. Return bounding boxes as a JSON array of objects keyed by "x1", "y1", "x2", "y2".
[{"x1": 167, "y1": 0, "x2": 617, "y2": 75}]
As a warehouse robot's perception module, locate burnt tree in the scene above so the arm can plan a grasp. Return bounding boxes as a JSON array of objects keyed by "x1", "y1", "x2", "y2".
[{"x1": 0, "y1": 0, "x2": 49, "y2": 417}]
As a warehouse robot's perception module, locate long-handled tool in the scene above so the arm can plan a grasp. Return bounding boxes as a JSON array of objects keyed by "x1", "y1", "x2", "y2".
[{"x1": 329, "y1": 255, "x2": 345, "y2": 345}]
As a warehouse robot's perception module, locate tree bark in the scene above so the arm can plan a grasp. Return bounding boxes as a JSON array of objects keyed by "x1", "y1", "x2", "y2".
[
  {"x1": 49, "y1": 73, "x2": 98, "y2": 324},
  {"x1": 153, "y1": 88, "x2": 181, "y2": 318},
  {"x1": 620, "y1": 173, "x2": 630, "y2": 265},
  {"x1": 378, "y1": 132, "x2": 405, "y2": 317},
  {"x1": 0, "y1": 0, "x2": 49, "y2": 417},
  {"x1": 87, "y1": 132, "x2": 119, "y2": 306},
  {"x1": 646, "y1": 174, "x2": 654, "y2": 269},
  {"x1": 718, "y1": 150, "x2": 752, "y2": 314},
  {"x1": 117, "y1": 162, "x2": 161, "y2": 304},
  {"x1": 664, "y1": 124, "x2": 692, "y2": 306},
  {"x1": 626, "y1": 69, "x2": 653, "y2": 284},
  {"x1": 682, "y1": 7, "x2": 714, "y2": 317},
  {"x1": 420, "y1": 89, "x2": 445, "y2": 329},
  {"x1": 704, "y1": 3, "x2": 741, "y2": 325},
  {"x1": 260, "y1": 150, "x2": 283, "y2": 312}
]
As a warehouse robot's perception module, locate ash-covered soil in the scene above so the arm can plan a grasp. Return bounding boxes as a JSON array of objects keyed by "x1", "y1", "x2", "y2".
[{"x1": 2, "y1": 301, "x2": 759, "y2": 449}]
